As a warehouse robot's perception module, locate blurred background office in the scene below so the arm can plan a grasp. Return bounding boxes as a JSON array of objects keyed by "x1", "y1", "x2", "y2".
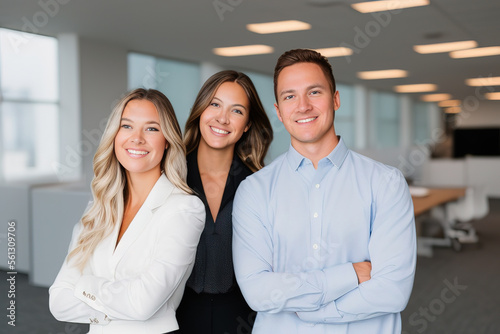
[{"x1": 0, "y1": 0, "x2": 499, "y2": 333}]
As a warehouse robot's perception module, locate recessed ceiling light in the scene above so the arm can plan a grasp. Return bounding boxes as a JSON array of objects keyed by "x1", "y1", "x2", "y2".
[
  {"x1": 351, "y1": 0, "x2": 429, "y2": 13},
  {"x1": 450, "y1": 46, "x2": 500, "y2": 59},
  {"x1": 357, "y1": 69, "x2": 408, "y2": 80},
  {"x1": 438, "y1": 100, "x2": 461, "y2": 107},
  {"x1": 246, "y1": 20, "x2": 311, "y2": 34},
  {"x1": 413, "y1": 40, "x2": 478, "y2": 54},
  {"x1": 485, "y1": 92, "x2": 500, "y2": 100},
  {"x1": 420, "y1": 93, "x2": 452, "y2": 102},
  {"x1": 444, "y1": 107, "x2": 461, "y2": 114},
  {"x1": 394, "y1": 84, "x2": 437, "y2": 93},
  {"x1": 213, "y1": 45, "x2": 274, "y2": 57},
  {"x1": 465, "y1": 76, "x2": 500, "y2": 87},
  {"x1": 314, "y1": 47, "x2": 353, "y2": 58}
]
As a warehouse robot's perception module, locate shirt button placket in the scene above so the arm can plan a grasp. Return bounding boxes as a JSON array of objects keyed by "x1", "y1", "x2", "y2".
[{"x1": 311, "y1": 183, "x2": 321, "y2": 253}]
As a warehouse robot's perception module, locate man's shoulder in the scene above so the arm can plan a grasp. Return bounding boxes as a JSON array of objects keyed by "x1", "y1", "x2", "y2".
[
  {"x1": 238, "y1": 152, "x2": 287, "y2": 193},
  {"x1": 349, "y1": 149, "x2": 402, "y2": 173},
  {"x1": 346, "y1": 150, "x2": 405, "y2": 187},
  {"x1": 248, "y1": 152, "x2": 287, "y2": 181}
]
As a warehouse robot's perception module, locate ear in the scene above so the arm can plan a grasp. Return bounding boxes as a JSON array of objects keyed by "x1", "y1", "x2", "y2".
[
  {"x1": 333, "y1": 90, "x2": 341, "y2": 111},
  {"x1": 244, "y1": 122, "x2": 251, "y2": 133},
  {"x1": 274, "y1": 103, "x2": 283, "y2": 123},
  {"x1": 165, "y1": 142, "x2": 169, "y2": 150}
]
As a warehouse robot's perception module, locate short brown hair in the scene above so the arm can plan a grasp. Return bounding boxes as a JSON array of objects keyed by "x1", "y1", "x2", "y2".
[
  {"x1": 273, "y1": 49, "x2": 336, "y2": 102},
  {"x1": 184, "y1": 70, "x2": 273, "y2": 172}
]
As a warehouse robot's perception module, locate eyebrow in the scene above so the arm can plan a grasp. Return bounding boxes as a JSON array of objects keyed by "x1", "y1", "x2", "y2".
[
  {"x1": 279, "y1": 84, "x2": 327, "y2": 97},
  {"x1": 279, "y1": 89, "x2": 296, "y2": 98},
  {"x1": 212, "y1": 96, "x2": 248, "y2": 111},
  {"x1": 120, "y1": 117, "x2": 160, "y2": 125}
]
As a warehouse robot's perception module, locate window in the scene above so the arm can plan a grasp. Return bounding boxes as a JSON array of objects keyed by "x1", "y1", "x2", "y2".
[
  {"x1": 245, "y1": 70, "x2": 289, "y2": 161},
  {"x1": 412, "y1": 101, "x2": 431, "y2": 144},
  {"x1": 335, "y1": 83, "x2": 355, "y2": 148},
  {"x1": 0, "y1": 28, "x2": 59, "y2": 181},
  {"x1": 128, "y1": 53, "x2": 200, "y2": 131},
  {"x1": 369, "y1": 90, "x2": 400, "y2": 148}
]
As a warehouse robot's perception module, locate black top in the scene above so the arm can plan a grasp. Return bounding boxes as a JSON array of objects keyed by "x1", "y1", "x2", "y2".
[{"x1": 185, "y1": 149, "x2": 252, "y2": 294}]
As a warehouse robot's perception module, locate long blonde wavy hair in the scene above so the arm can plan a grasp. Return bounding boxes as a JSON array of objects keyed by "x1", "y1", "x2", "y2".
[
  {"x1": 68, "y1": 88, "x2": 191, "y2": 270},
  {"x1": 184, "y1": 70, "x2": 273, "y2": 172}
]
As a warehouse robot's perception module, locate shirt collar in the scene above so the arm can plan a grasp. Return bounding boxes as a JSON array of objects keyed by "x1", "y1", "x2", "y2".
[{"x1": 286, "y1": 136, "x2": 349, "y2": 171}]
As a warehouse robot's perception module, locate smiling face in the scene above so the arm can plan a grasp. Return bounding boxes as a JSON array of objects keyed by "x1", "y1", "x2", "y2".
[
  {"x1": 275, "y1": 62, "x2": 340, "y2": 155},
  {"x1": 198, "y1": 81, "x2": 250, "y2": 152},
  {"x1": 114, "y1": 99, "x2": 168, "y2": 179}
]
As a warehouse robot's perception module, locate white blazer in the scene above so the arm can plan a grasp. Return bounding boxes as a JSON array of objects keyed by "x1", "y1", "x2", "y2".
[{"x1": 49, "y1": 174, "x2": 205, "y2": 334}]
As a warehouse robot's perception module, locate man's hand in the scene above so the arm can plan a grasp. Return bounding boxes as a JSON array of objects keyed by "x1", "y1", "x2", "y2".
[{"x1": 352, "y1": 261, "x2": 372, "y2": 284}]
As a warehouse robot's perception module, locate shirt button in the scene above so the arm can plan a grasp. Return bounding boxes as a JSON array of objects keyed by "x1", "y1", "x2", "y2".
[
  {"x1": 313, "y1": 212, "x2": 318, "y2": 218},
  {"x1": 313, "y1": 244, "x2": 319, "y2": 250},
  {"x1": 315, "y1": 184, "x2": 320, "y2": 189}
]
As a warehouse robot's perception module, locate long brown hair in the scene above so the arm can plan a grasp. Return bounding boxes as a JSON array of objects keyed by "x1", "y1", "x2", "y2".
[{"x1": 184, "y1": 70, "x2": 273, "y2": 172}]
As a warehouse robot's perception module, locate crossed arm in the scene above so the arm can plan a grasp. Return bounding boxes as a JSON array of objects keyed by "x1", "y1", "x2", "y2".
[
  {"x1": 49, "y1": 201, "x2": 204, "y2": 324},
  {"x1": 232, "y1": 170, "x2": 416, "y2": 324}
]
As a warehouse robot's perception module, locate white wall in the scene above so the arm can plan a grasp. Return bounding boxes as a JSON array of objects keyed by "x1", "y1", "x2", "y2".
[
  {"x1": 456, "y1": 100, "x2": 500, "y2": 128},
  {"x1": 75, "y1": 38, "x2": 128, "y2": 183},
  {"x1": 52, "y1": 36, "x2": 128, "y2": 185},
  {"x1": 417, "y1": 157, "x2": 500, "y2": 198},
  {"x1": 31, "y1": 185, "x2": 91, "y2": 287},
  {"x1": 57, "y1": 34, "x2": 81, "y2": 182},
  {"x1": 0, "y1": 183, "x2": 31, "y2": 273}
]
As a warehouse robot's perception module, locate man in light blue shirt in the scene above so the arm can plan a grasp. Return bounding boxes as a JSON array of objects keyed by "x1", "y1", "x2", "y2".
[{"x1": 232, "y1": 49, "x2": 416, "y2": 333}]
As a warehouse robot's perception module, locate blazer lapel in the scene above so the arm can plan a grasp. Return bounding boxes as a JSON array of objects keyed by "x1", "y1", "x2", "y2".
[{"x1": 110, "y1": 174, "x2": 175, "y2": 269}]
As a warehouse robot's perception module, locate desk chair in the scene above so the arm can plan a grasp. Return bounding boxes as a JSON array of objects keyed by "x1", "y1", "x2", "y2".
[{"x1": 444, "y1": 186, "x2": 489, "y2": 249}]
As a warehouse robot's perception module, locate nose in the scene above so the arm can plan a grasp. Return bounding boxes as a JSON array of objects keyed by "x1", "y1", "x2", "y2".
[
  {"x1": 296, "y1": 94, "x2": 311, "y2": 112},
  {"x1": 297, "y1": 95, "x2": 312, "y2": 113},
  {"x1": 216, "y1": 108, "x2": 229, "y2": 125},
  {"x1": 130, "y1": 130, "x2": 145, "y2": 144}
]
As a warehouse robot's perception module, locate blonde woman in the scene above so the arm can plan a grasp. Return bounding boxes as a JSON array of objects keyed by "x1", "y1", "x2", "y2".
[
  {"x1": 49, "y1": 88, "x2": 205, "y2": 334},
  {"x1": 176, "y1": 70, "x2": 273, "y2": 333}
]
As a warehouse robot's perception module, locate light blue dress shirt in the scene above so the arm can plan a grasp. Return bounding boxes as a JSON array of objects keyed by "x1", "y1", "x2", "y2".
[{"x1": 233, "y1": 138, "x2": 416, "y2": 333}]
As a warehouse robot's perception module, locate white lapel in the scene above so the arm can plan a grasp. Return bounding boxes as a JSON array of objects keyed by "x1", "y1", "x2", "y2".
[{"x1": 109, "y1": 174, "x2": 176, "y2": 269}]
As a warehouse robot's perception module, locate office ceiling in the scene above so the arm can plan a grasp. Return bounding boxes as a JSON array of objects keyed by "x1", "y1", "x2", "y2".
[{"x1": 1, "y1": 0, "x2": 499, "y2": 102}]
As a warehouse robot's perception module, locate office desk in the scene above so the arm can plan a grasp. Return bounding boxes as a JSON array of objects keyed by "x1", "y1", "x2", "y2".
[
  {"x1": 413, "y1": 188, "x2": 466, "y2": 216},
  {"x1": 411, "y1": 187, "x2": 466, "y2": 257}
]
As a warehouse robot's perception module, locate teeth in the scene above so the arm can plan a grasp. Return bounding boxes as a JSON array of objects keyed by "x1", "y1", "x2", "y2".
[
  {"x1": 127, "y1": 149, "x2": 148, "y2": 155},
  {"x1": 211, "y1": 126, "x2": 229, "y2": 134},
  {"x1": 297, "y1": 117, "x2": 317, "y2": 123}
]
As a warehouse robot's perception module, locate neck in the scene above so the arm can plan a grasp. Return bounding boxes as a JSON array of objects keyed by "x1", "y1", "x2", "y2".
[
  {"x1": 197, "y1": 140, "x2": 234, "y2": 174},
  {"x1": 292, "y1": 130, "x2": 339, "y2": 169},
  {"x1": 125, "y1": 170, "x2": 160, "y2": 205}
]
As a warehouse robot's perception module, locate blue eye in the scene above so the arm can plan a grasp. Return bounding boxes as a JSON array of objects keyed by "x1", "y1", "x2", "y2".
[
  {"x1": 146, "y1": 127, "x2": 160, "y2": 132},
  {"x1": 284, "y1": 95, "x2": 294, "y2": 100},
  {"x1": 233, "y1": 109, "x2": 243, "y2": 115},
  {"x1": 311, "y1": 90, "x2": 320, "y2": 95},
  {"x1": 211, "y1": 102, "x2": 220, "y2": 108},
  {"x1": 121, "y1": 124, "x2": 131, "y2": 129}
]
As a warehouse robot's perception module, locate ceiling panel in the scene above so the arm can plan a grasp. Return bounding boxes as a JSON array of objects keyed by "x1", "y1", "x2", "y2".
[{"x1": 1, "y1": 0, "x2": 499, "y2": 101}]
